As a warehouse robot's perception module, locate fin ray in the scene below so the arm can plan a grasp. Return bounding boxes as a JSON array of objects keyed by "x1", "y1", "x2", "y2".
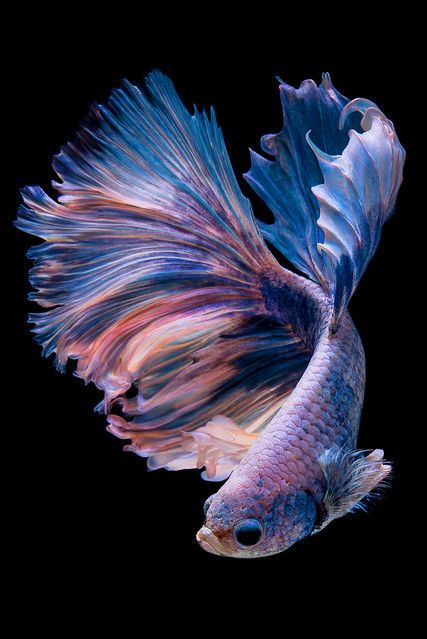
[
  {"x1": 16, "y1": 71, "x2": 310, "y2": 480},
  {"x1": 245, "y1": 76, "x2": 405, "y2": 323},
  {"x1": 315, "y1": 446, "x2": 392, "y2": 531}
]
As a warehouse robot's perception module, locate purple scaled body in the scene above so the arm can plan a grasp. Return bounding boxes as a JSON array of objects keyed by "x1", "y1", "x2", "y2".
[{"x1": 199, "y1": 271, "x2": 367, "y2": 556}]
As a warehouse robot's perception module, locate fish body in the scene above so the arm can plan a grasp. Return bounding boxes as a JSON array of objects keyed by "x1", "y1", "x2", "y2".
[
  {"x1": 199, "y1": 272, "x2": 367, "y2": 556},
  {"x1": 17, "y1": 71, "x2": 404, "y2": 558}
]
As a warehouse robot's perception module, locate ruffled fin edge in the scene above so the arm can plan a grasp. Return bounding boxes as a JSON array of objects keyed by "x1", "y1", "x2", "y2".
[
  {"x1": 245, "y1": 74, "x2": 405, "y2": 327},
  {"x1": 16, "y1": 70, "x2": 311, "y2": 482},
  {"x1": 108, "y1": 414, "x2": 258, "y2": 482},
  {"x1": 307, "y1": 97, "x2": 405, "y2": 325}
]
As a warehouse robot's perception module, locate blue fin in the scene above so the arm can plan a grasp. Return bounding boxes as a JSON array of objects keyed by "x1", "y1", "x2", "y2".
[
  {"x1": 308, "y1": 99, "x2": 405, "y2": 321},
  {"x1": 16, "y1": 71, "x2": 309, "y2": 480},
  {"x1": 245, "y1": 74, "x2": 405, "y2": 324}
]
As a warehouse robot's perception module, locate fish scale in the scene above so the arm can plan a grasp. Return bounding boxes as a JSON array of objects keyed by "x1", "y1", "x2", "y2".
[{"x1": 208, "y1": 275, "x2": 365, "y2": 530}]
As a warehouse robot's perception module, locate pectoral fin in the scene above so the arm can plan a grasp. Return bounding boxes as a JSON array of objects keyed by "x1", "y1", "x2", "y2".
[{"x1": 314, "y1": 446, "x2": 392, "y2": 532}]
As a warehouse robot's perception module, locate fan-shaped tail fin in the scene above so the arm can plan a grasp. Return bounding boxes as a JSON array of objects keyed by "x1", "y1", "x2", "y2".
[{"x1": 16, "y1": 71, "x2": 310, "y2": 480}]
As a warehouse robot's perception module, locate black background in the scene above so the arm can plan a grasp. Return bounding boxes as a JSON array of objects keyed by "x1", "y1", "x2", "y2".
[{"x1": 4, "y1": 12, "x2": 422, "y2": 620}]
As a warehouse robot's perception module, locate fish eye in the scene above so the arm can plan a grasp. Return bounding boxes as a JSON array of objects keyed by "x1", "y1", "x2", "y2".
[{"x1": 233, "y1": 519, "x2": 263, "y2": 547}]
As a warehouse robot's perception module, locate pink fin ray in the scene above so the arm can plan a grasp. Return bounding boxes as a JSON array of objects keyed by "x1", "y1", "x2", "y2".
[{"x1": 16, "y1": 71, "x2": 310, "y2": 479}]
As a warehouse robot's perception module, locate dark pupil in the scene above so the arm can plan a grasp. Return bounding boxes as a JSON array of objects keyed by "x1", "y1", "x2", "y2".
[{"x1": 234, "y1": 520, "x2": 262, "y2": 547}]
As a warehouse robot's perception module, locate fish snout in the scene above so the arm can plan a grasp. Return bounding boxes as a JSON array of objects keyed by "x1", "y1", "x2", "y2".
[{"x1": 196, "y1": 526, "x2": 227, "y2": 556}]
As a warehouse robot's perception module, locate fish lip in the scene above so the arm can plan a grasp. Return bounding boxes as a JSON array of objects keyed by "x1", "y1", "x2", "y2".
[
  {"x1": 196, "y1": 526, "x2": 228, "y2": 556},
  {"x1": 197, "y1": 526, "x2": 271, "y2": 559}
]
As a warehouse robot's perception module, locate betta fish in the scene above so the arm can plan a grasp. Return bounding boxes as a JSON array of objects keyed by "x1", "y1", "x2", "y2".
[{"x1": 16, "y1": 71, "x2": 405, "y2": 558}]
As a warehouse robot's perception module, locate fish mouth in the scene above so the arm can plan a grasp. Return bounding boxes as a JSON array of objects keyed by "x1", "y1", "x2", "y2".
[{"x1": 196, "y1": 526, "x2": 229, "y2": 556}]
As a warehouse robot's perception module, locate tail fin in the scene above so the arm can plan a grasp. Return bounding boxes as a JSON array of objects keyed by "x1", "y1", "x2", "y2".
[
  {"x1": 245, "y1": 73, "x2": 405, "y2": 325},
  {"x1": 16, "y1": 72, "x2": 310, "y2": 480}
]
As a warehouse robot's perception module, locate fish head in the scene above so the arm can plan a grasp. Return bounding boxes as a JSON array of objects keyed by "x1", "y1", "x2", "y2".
[{"x1": 197, "y1": 481, "x2": 318, "y2": 558}]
